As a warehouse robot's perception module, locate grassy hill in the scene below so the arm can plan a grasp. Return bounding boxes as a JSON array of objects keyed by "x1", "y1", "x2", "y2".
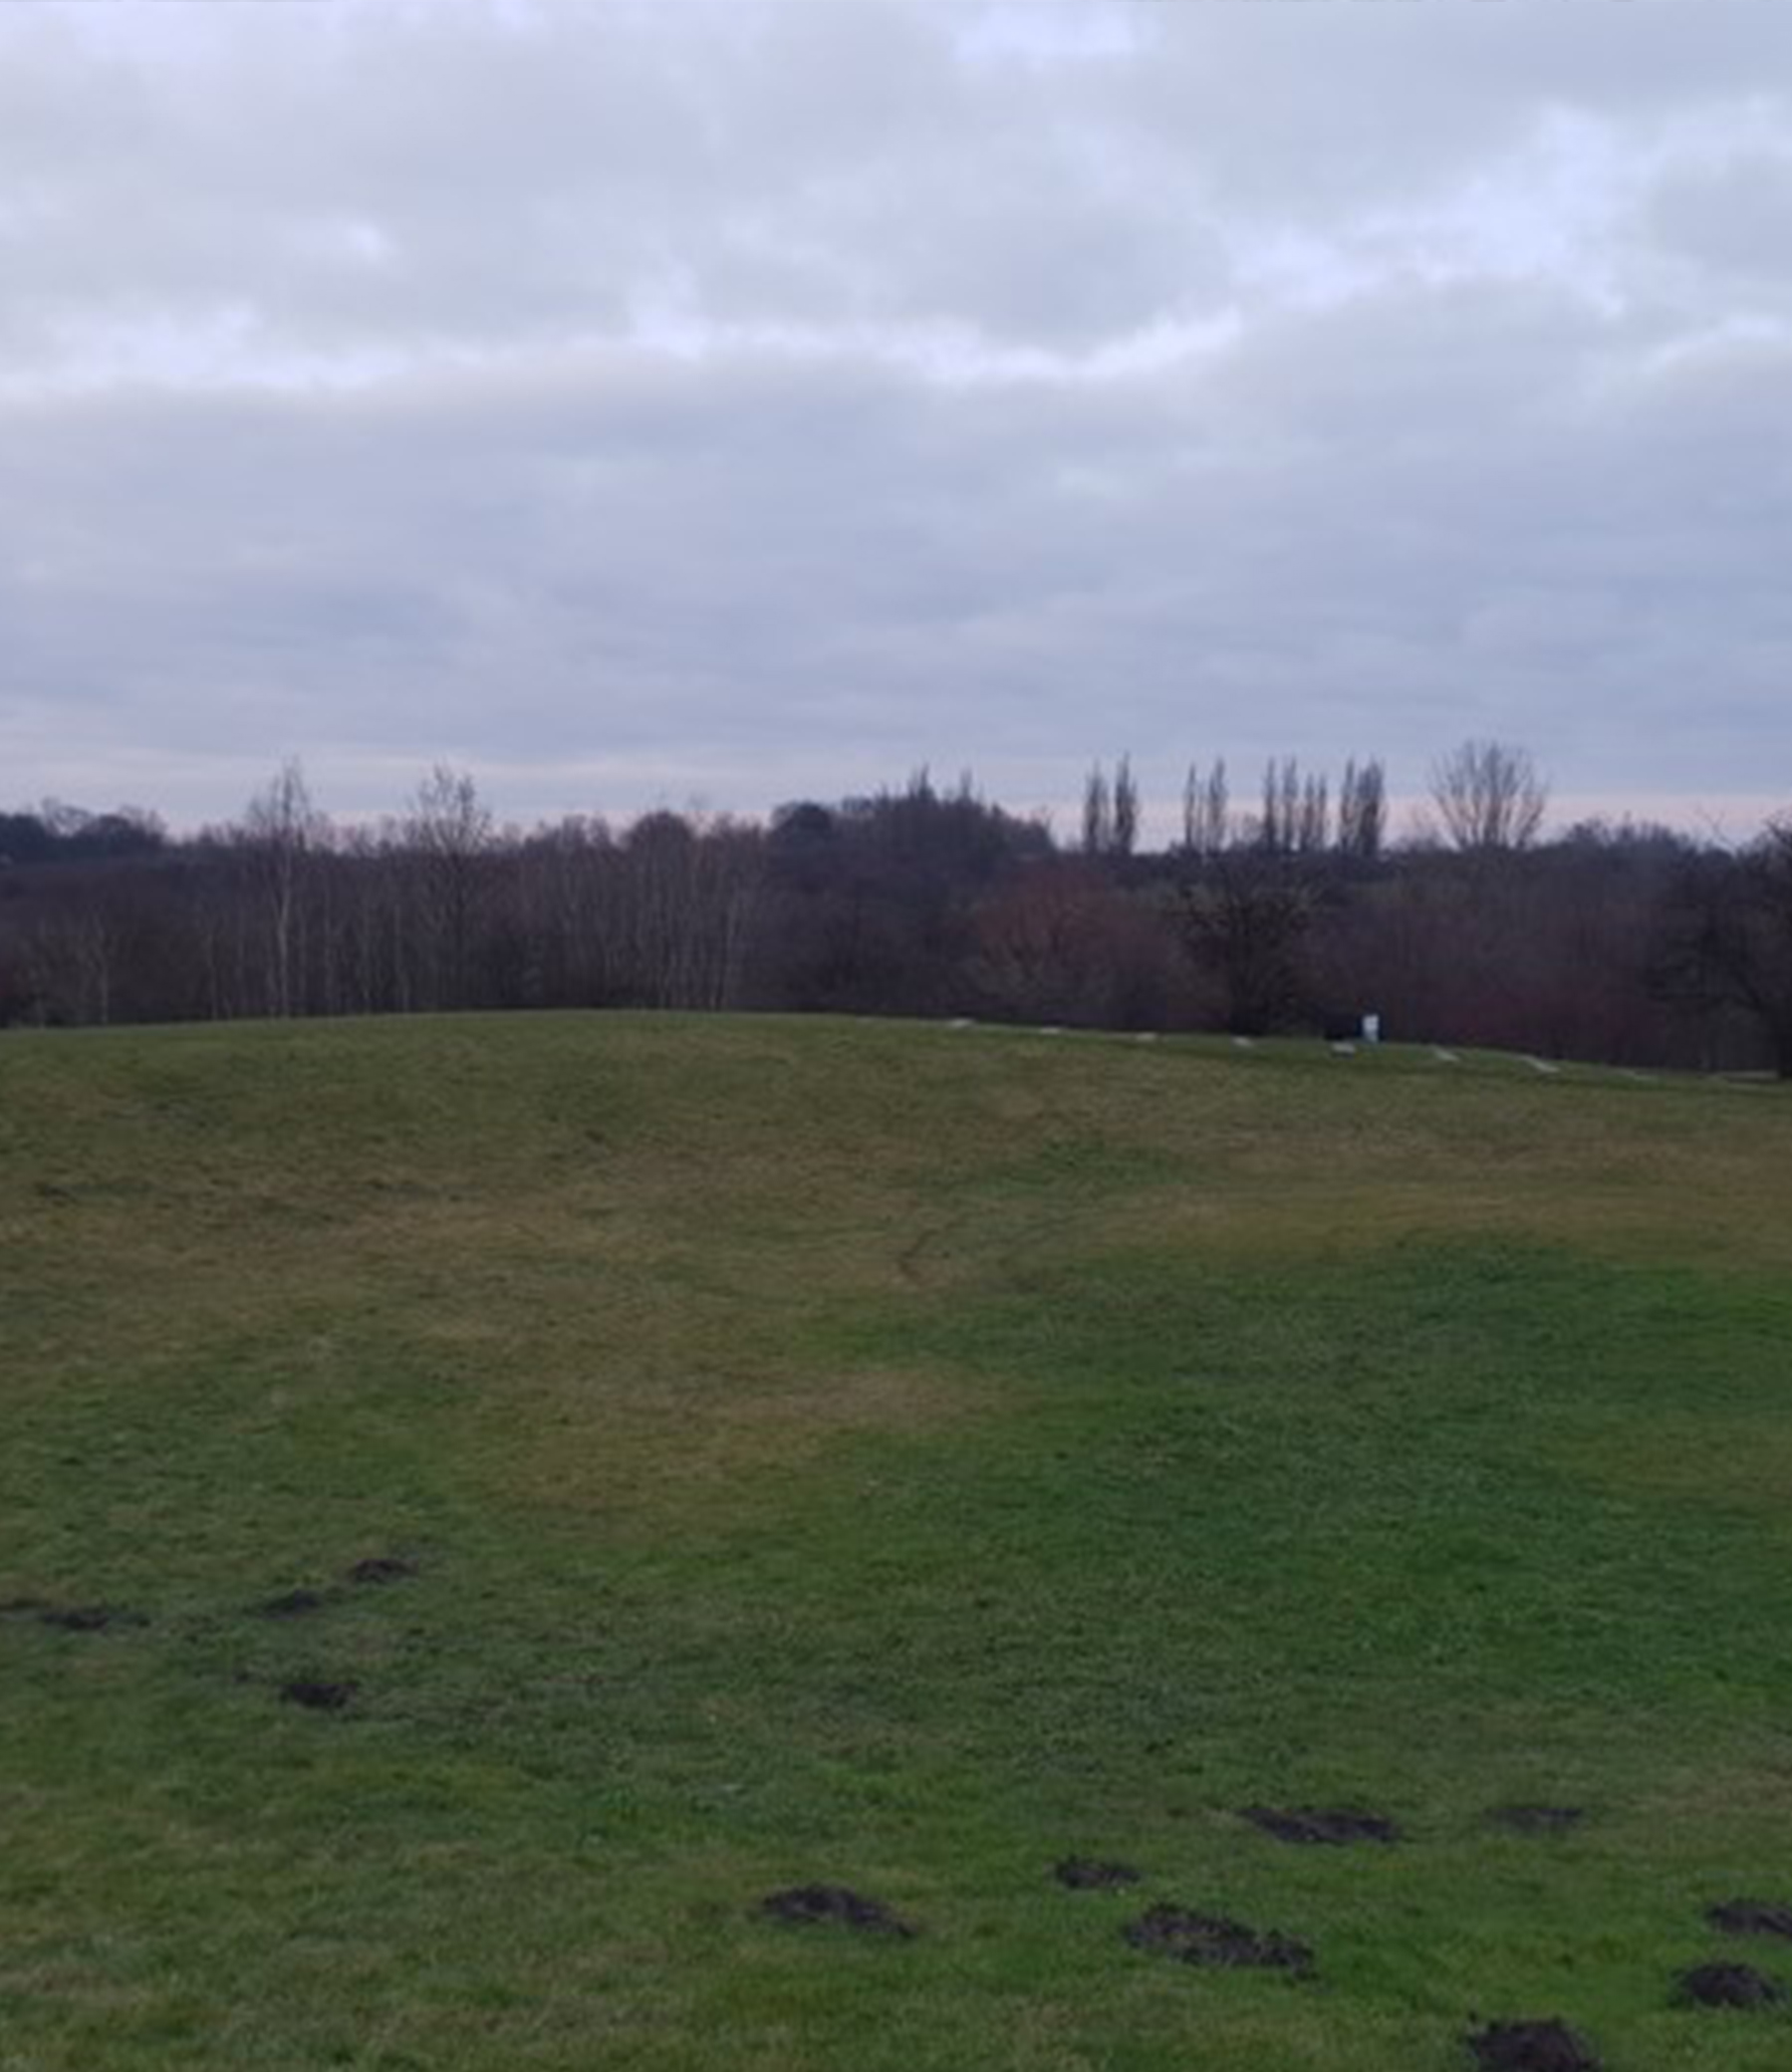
[{"x1": 3, "y1": 1013, "x2": 1791, "y2": 2071}]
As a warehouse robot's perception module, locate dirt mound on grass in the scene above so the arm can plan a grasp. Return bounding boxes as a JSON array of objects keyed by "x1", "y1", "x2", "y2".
[
  {"x1": 759, "y1": 1886, "x2": 914, "y2": 1938},
  {"x1": 1054, "y1": 1858, "x2": 1141, "y2": 1890},
  {"x1": 1466, "y1": 2018, "x2": 1600, "y2": 2071},
  {"x1": 36, "y1": 1605, "x2": 144, "y2": 1633},
  {"x1": 348, "y1": 1556, "x2": 415, "y2": 1585},
  {"x1": 1674, "y1": 1962, "x2": 1785, "y2": 2008},
  {"x1": 1485, "y1": 1806, "x2": 1585, "y2": 1836},
  {"x1": 279, "y1": 1680, "x2": 359, "y2": 1711},
  {"x1": 256, "y1": 1589, "x2": 328, "y2": 1619},
  {"x1": 1123, "y1": 1903, "x2": 1313, "y2": 1975},
  {"x1": 1707, "y1": 1900, "x2": 1792, "y2": 1940},
  {"x1": 1241, "y1": 1805, "x2": 1400, "y2": 1846}
]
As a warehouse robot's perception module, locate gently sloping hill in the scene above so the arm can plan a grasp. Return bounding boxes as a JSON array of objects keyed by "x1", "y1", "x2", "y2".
[
  {"x1": 4, "y1": 1014, "x2": 1792, "y2": 2071},
  {"x1": 803, "y1": 1239, "x2": 1792, "y2": 1766}
]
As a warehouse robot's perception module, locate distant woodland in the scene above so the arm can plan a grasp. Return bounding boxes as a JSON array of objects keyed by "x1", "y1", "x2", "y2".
[{"x1": 4, "y1": 744, "x2": 1791, "y2": 1075}]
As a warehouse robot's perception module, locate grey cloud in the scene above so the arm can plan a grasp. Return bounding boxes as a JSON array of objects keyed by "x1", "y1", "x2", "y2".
[
  {"x1": 2, "y1": 1, "x2": 1789, "y2": 828},
  {"x1": 10, "y1": 272, "x2": 1785, "y2": 805},
  {"x1": 1644, "y1": 151, "x2": 1792, "y2": 293},
  {"x1": 7, "y1": 0, "x2": 1791, "y2": 377},
  {"x1": 1133, "y1": 1, "x2": 1792, "y2": 214}
]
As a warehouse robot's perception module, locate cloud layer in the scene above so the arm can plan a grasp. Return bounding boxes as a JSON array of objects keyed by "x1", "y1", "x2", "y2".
[{"x1": 3, "y1": 0, "x2": 1789, "y2": 830}]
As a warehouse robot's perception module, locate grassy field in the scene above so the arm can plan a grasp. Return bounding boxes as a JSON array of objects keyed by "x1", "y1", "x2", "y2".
[{"x1": 3, "y1": 1012, "x2": 1791, "y2": 2071}]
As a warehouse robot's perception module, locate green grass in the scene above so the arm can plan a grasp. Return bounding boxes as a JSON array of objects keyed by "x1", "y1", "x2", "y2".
[{"x1": 3, "y1": 1012, "x2": 1791, "y2": 2070}]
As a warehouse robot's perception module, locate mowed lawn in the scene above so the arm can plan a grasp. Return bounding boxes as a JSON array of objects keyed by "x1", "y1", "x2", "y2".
[{"x1": 3, "y1": 1013, "x2": 1792, "y2": 2072}]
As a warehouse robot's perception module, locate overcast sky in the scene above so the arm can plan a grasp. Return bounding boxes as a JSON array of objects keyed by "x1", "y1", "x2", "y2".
[{"x1": 3, "y1": 0, "x2": 1789, "y2": 838}]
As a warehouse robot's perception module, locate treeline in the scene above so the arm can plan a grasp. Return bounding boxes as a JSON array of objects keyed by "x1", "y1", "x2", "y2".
[{"x1": 2, "y1": 748, "x2": 1790, "y2": 1075}]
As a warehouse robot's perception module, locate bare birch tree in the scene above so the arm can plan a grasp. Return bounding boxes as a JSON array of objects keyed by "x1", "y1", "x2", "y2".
[{"x1": 241, "y1": 758, "x2": 326, "y2": 1016}]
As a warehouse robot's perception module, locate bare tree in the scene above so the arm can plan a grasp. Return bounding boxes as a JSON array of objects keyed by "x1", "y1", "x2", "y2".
[
  {"x1": 1337, "y1": 757, "x2": 1387, "y2": 861},
  {"x1": 1081, "y1": 763, "x2": 1113, "y2": 858},
  {"x1": 1429, "y1": 739, "x2": 1548, "y2": 852},
  {"x1": 1181, "y1": 758, "x2": 1229, "y2": 857},
  {"x1": 1111, "y1": 755, "x2": 1140, "y2": 859},
  {"x1": 1296, "y1": 770, "x2": 1329, "y2": 856},
  {"x1": 1658, "y1": 816, "x2": 1792, "y2": 1076},
  {"x1": 30, "y1": 906, "x2": 119, "y2": 1025},
  {"x1": 1179, "y1": 850, "x2": 1313, "y2": 1035},
  {"x1": 627, "y1": 811, "x2": 765, "y2": 1007},
  {"x1": 1256, "y1": 757, "x2": 1308, "y2": 856},
  {"x1": 1255, "y1": 759, "x2": 1283, "y2": 855},
  {"x1": 241, "y1": 758, "x2": 326, "y2": 1017},
  {"x1": 406, "y1": 764, "x2": 495, "y2": 1007}
]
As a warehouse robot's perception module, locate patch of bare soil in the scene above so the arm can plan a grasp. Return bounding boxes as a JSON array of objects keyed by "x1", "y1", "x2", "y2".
[
  {"x1": 1466, "y1": 2018, "x2": 1600, "y2": 2071},
  {"x1": 1241, "y1": 1805, "x2": 1400, "y2": 1846},
  {"x1": 1123, "y1": 1903, "x2": 1313, "y2": 1975},
  {"x1": 759, "y1": 1886, "x2": 914, "y2": 1938},
  {"x1": 280, "y1": 1679, "x2": 359, "y2": 1711},
  {"x1": 348, "y1": 1556, "x2": 415, "y2": 1585},
  {"x1": 1485, "y1": 1806, "x2": 1585, "y2": 1836},
  {"x1": 1054, "y1": 1858, "x2": 1142, "y2": 1890},
  {"x1": 256, "y1": 1589, "x2": 328, "y2": 1619},
  {"x1": 1674, "y1": 1962, "x2": 1785, "y2": 2008},
  {"x1": 1708, "y1": 1900, "x2": 1792, "y2": 1941},
  {"x1": 34, "y1": 1605, "x2": 144, "y2": 1633}
]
